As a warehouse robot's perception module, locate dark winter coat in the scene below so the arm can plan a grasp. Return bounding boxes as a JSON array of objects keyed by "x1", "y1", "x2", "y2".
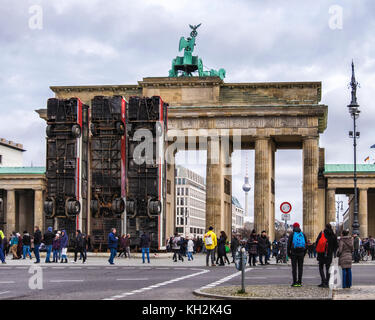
[
  {"x1": 217, "y1": 235, "x2": 227, "y2": 257},
  {"x1": 287, "y1": 227, "x2": 307, "y2": 257},
  {"x1": 74, "y1": 232, "x2": 84, "y2": 249},
  {"x1": 120, "y1": 237, "x2": 127, "y2": 249},
  {"x1": 246, "y1": 234, "x2": 258, "y2": 255},
  {"x1": 124, "y1": 237, "x2": 131, "y2": 247},
  {"x1": 52, "y1": 238, "x2": 60, "y2": 250},
  {"x1": 353, "y1": 236, "x2": 360, "y2": 250},
  {"x1": 33, "y1": 230, "x2": 42, "y2": 245},
  {"x1": 140, "y1": 233, "x2": 150, "y2": 248},
  {"x1": 338, "y1": 236, "x2": 353, "y2": 269},
  {"x1": 43, "y1": 231, "x2": 55, "y2": 246},
  {"x1": 108, "y1": 232, "x2": 118, "y2": 249},
  {"x1": 22, "y1": 234, "x2": 31, "y2": 246},
  {"x1": 315, "y1": 228, "x2": 338, "y2": 264},
  {"x1": 60, "y1": 231, "x2": 68, "y2": 248},
  {"x1": 230, "y1": 237, "x2": 239, "y2": 253},
  {"x1": 257, "y1": 235, "x2": 271, "y2": 255}
]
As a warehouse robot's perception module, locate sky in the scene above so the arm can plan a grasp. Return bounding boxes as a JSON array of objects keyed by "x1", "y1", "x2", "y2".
[{"x1": 1, "y1": 0, "x2": 375, "y2": 226}]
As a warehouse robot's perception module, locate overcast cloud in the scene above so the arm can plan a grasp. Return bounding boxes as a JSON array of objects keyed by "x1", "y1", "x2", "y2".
[{"x1": 1, "y1": 0, "x2": 374, "y2": 227}]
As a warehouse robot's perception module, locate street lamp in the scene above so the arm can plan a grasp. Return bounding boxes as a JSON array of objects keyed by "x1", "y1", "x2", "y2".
[
  {"x1": 348, "y1": 61, "x2": 360, "y2": 236},
  {"x1": 336, "y1": 200, "x2": 344, "y2": 235}
]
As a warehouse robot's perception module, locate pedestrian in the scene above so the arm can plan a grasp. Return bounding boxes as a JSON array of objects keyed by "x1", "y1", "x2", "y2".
[
  {"x1": 87, "y1": 235, "x2": 92, "y2": 252},
  {"x1": 43, "y1": 227, "x2": 54, "y2": 263},
  {"x1": 187, "y1": 236, "x2": 194, "y2": 261},
  {"x1": 118, "y1": 234, "x2": 127, "y2": 258},
  {"x1": 337, "y1": 230, "x2": 353, "y2": 289},
  {"x1": 0, "y1": 229, "x2": 5, "y2": 264},
  {"x1": 52, "y1": 233, "x2": 60, "y2": 263},
  {"x1": 10, "y1": 232, "x2": 19, "y2": 259},
  {"x1": 16, "y1": 233, "x2": 23, "y2": 259},
  {"x1": 33, "y1": 226, "x2": 42, "y2": 264},
  {"x1": 258, "y1": 231, "x2": 271, "y2": 265},
  {"x1": 307, "y1": 239, "x2": 314, "y2": 258},
  {"x1": 353, "y1": 233, "x2": 360, "y2": 263},
  {"x1": 108, "y1": 228, "x2": 119, "y2": 265},
  {"x1": 230, "y1": 234, "x2": 239, "y2": 263},
  {"x1": 246, "y1": 229, "x2": 258, "y2": 266},
  {"x1": 3, "y1": 234, "x2": 9, "y2": 257},
  {"x1": 80, "y1": 233, "x2": 88, "y2": 261},
  {"x1": 60, "y1": 230, "x2": 68, "y2": 263},
  {"x1": 287, "y1": 222, "x2": 307, "y2": 287},
  {"x1": 368, "y1": 235, "x2": 375, "y2": 261},
  {"x1": 125, "y1": 234, "x2": 131, "y2": 258},
  {"x1": 22, "y1": 231, "x2": 32, "y2": 260},
  {"x1": 272, "y1": 239, "x2": 278, "y2": 258},
  {"x1": 278, "y1": 233, "x2": 288, "y2": 263},
  {"x1": 216, "y1": 231, "x2": 230, "y2": 266},
  {"x1": 203, "y1": 226, "x2": 217, "y2": 267},
  {"x1": 73, "y1": 230, "x2": 86, "y2": 264},
  {"x1": 172, "y1": 233, "x2": 184, "y2": 262},
  {"x1": 140, "y1": 232, "x2": 151, "y2": 263},
  {"x1": 315, "y1": 223, "x2": 338, "y2": 288}
]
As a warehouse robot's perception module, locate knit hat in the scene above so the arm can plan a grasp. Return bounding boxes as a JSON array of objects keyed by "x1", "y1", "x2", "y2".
[
  {"x1": 293, "y1": 222, "x2": 300, "y2": 229},
  {"x1": 47, "y1": 227, "x2": 53, "y2": 232}
]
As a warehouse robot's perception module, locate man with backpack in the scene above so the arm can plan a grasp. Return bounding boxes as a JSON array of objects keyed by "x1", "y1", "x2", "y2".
[
  {"x1": 203, "y1": 226, "x2": 217, "y2": 267},
  {"x1": 315, "y1": 224, "x2": 338, "y2": 288},
  {"x1": 287, "y1": 222, "x2": 307, "y2": 287}
]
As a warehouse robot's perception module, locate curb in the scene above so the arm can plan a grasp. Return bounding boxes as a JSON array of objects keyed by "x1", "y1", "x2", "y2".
[{"x1": 193, "y1": 287, "x2": 333, "y2": 300}]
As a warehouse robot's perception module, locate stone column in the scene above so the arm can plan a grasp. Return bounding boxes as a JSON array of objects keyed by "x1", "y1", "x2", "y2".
[
  {"x1": 303, "y1": 137, "x2": 319, "y2": 242},
  {"x1": 34, "y1": 189, "x2": 44, "y2": 231},
  {"x1": 206, "y1": 135, "x2": 232, "y2": 238},
  {"x1": 326, "y1": 188, "x2": 336, "y2": 225},
  {"x1": 254, "y1": 137, "x2": 274, "y2": 236},
  {"x1": 359, "y1": 188, "x2": 368, "y2": 238},
  {"x1": 6, "y1": 189, "x2": 16, "y2": 236}
]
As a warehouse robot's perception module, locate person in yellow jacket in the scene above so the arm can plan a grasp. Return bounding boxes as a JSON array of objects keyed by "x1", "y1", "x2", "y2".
[
  {"x1": 0, "y1": 230, "x2": 5, "y2": 263},
  {"x1": 203, "y1": 226, "x2": 217, "y2": 267}
]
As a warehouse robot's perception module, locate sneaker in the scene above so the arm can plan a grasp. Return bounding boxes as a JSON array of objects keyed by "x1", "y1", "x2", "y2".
[
  {"x1": 318, "y1": 283, "x2": 325, "y2": 288},
  {"x1": 291, "y1": 283, "x2": 298, "y2": 287},
  {"x1": 2, "y1": 262, "x2": 6, "y2": 264},
  {"x1": 211, "y1": 264, "x2": 216, "y2": 267},
  {"x1": 72, "y1": 261, "x2": 76, "y2": 263},
  {"x1": 296, "y1": 283, "x2": 302, "y2": 287}
]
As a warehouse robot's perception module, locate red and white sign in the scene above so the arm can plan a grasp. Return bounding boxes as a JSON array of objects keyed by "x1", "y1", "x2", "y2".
[{"x1": 280, "y1": 202, "x2": 292, "y2": 214}]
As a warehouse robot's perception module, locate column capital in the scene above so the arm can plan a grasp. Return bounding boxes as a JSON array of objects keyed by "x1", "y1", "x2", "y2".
[
  {"x1": 255, "y1": 136, "x2": 271, "y2": 141},
  {"x1": 302, "y1": 135, "x2": 319, "y2": 141}
]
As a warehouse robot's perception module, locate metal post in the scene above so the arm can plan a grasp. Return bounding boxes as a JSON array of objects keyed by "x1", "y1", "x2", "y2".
[
  {"x1": 241, "y1": 247, "x2": 245, "y2": 293},
  {"x1": 352, "y1": 114, "x2": 360, "y2": 235}
]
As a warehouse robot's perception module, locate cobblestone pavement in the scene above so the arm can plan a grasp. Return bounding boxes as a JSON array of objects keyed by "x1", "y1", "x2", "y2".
[{"x1": 333, "y1": 286, "x2": 375, "y2": 300}]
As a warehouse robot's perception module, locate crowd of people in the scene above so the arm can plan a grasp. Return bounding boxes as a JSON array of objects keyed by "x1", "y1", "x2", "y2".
[{"x1": 0, "y1": 223, "x2": 372, "y2": 289}]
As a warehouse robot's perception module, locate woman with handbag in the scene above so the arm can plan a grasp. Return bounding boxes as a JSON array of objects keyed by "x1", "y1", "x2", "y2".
[
  {"x1": 337, "y1": 229, "x2": 353, "y2": 289},
  {"x1": 216, "y1": 231, "x2": 230, "y2": 266}
]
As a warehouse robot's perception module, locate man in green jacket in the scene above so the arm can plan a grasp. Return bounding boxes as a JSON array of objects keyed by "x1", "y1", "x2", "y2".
[{"x1": 204, "y1": 226, "x2": 217, "y2": 267}]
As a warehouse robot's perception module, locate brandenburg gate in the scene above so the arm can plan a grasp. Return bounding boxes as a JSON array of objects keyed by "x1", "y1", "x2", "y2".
[{"x1": 49, "y1": 76, "x2": 327, "y2": 241}]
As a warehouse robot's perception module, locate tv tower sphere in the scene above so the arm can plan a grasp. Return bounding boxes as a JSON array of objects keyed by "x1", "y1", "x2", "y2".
[{"x1": 242, "y1": 176, "x2": 251, "y2": 192}]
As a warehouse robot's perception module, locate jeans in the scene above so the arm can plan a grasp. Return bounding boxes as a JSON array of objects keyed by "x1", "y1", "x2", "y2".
[
  {"x1": 206, "y1": 249, "x2": 215, "y2": 265},
  {"x1": 187, "y1": 252, "x2": 194, "y2": 260},
  {"x1": 0, "y1": 245, "x2": 5, "y2": 262},
  {"x1": 74, "y1": 248, "x2": 86, "y2": 262},
  {"x1": 142, "y1": 247, "x2": 150, "y2": 263},
  {"x1": 45, "y1": 245, "x2": 52, "y2": 262},
  {"x1": 319, "y1": 262, "x2": 331, "y2": 285},
  {"x1": 259, "y1": 254, "x2": 268, "y2": 264},
  {"x1": 34, "y1": 244, "x2": 40, "y2": 262},
  {"x1": 248, "y1": 254, "x2": 257, "y2": 266},
  {"x1": 291, "y1": 255, "x2": 304, "y2": 284},
  {"x1": 173, "y1": 249, "x2": 183, "y2": 261},
  {"x1": 109, "y1": 248, "x2": 117, "y2": 264},
  {"x1": 342, "y1": 268, "x2": 352, "y2": 288},
  {"x1": 53, "y1": 249, "x2": 59, "y2": 261},
  {"x1": 23, "y1": 245, "x2": 32, "y2": 259}
]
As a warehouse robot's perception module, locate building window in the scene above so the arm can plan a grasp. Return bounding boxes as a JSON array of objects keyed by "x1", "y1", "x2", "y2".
[
  {"x1": 224, "y1": 178, "x2": 231, "y2": 195},
  {"x1": 181, "y1": 188, "x2": 184, "y2": 196},
  {"x1": 186, "y1": 188, "x2": 189, "y2": 196},
  {"x1": 177, "y1": 188, "x2": 180, "y2": 195},
  {"x1": 0, "y1": 154, "x2": 2, "y2": 164}
]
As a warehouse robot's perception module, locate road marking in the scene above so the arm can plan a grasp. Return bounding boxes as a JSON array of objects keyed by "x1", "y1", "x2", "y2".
[
  {"x1": 52, "y1": 267, "x2": 65, "y2": 269},
  {"x1": 246, "y1": 277, "x2": 266, "y2": 279},
  {"x1": 0, "y1": 291, "x2": 10, "y2": 295},
  {"x1": 0, "y1": 281, "x2": 15, "y2": 284},
  {"x1": 104, "y1": 268, "x2": 210, "y2": 300},
  {"x1": 155, "y1": 268, "x2": 170, "y2": 270},
  {"x1": 15, "y1": 267, "x2": 28, "y2": 269},
  {"x1": 50, "y1": 280, "x2": 84, "y2": 283},
  {"x1": 199, "y1": 268, "x2": 253, "y2": 290},
  {"x1": 116, "y1": 278, "x2": 149, "y2": 281}
]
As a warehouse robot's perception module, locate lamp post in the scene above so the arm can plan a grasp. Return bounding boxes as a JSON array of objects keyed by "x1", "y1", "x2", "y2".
[
  {"x1": 336, "y1": 200, "x2": 344, "y2": 235},
  {"x1": 348, "y1": 61, "x2": 361, "y2": 236}
]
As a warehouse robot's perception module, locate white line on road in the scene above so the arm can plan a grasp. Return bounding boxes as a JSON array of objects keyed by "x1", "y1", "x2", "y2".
[
  {"x1": 0, "y1": 291, "x2": 10, "y2": 295},
  {"x1": 50, "y1": 280, "x2": 84, "y2": 283},
  {"x1": 104, "y1": 268, "x2": 210, "y2": 300},
  {"x1": 116, "y1": 278, "x2": 149, "y2": 281},
  {"x1": 199, "y1": 268, "x2": 253, "y2": 291},
  {"x1": 0, "y1": 281, "x2": 15, "y2": 284}
]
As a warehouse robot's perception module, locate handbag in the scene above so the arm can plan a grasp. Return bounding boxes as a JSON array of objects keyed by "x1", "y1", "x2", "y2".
[{"x1": 225, "y1": 244, "x2": 230, "y2": 253}]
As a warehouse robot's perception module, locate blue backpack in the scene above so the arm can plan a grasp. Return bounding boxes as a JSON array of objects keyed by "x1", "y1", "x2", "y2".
[{"x1": 292, "y1": 232, "x2": 305, "y2": 249}]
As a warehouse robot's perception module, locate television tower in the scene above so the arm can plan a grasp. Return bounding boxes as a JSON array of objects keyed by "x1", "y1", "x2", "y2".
[{"x1": 242, "y1": 155, "x2": 251, "y2": 218}]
